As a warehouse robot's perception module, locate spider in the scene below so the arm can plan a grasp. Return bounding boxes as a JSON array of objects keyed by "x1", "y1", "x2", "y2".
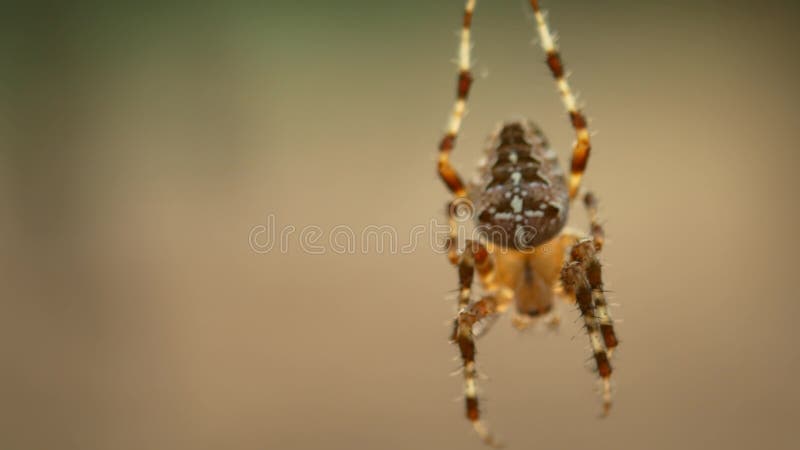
[{"x1": 436, "y1": 0, "x2": 620, "y2": 446}]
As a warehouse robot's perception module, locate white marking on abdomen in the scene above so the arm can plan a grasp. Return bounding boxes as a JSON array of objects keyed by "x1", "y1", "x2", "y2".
[{"x1": 511, "y1": 195, "x2": 523, "y2": 213}]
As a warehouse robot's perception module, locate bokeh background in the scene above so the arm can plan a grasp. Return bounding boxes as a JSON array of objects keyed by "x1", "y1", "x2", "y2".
[{"x1": 3, "y1": 1, "x2": 800, "y2": 449}]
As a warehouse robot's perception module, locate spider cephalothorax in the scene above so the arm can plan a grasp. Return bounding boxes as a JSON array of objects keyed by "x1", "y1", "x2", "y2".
[{"x1": 435, "y1": 1, "x2": 620, "y2": 446}]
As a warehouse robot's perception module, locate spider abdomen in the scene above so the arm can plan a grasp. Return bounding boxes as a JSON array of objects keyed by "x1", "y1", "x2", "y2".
[{"x1": 474, "y1": 120, "x2": 569, "y2": 250}]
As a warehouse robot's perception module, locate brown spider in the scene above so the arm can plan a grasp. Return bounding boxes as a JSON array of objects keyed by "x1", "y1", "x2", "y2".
[{"x1": 436, "y1": 0, "x2": 620, "y2": 446}]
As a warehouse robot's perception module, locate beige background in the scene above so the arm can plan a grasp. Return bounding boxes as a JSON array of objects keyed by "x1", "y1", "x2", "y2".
[{"x1": 2, "y1": 1, "x2": 799, "y2": 449}]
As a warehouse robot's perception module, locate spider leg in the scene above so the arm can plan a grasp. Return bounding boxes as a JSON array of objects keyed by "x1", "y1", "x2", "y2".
[
  {"x1": 529, "y1": 1, "x2": 592, "y2": 200},
  {"x1": 561, "y1": 256, "x2": 613, "y2": 414},
  {"x1": 457, "y1": 240, "x2": 493, "y2": 307},
  {"x1": 583, "y1": 191, "x2": 605, "y2": 250},
  {"x1": 558, "y1": 191, "x2": 619, "y2": 413},
  {"x1": 449, "y1": 239, "x2": 501, "y2": 339},
  {"x1": 437, "y1": 0, "x2": 477, "y2": 198},
  {"x1": 448, "y1": 238, "x2": 507, "y2": 447},
  {"x1": 471, "y1": 309, "x2": 501, "y2": 339},
  {"x1": 557, "y1": 194, "x2": 618, "y2": 353},
  {"x1": 578, "y1": 193, "x2": 618, "y2": 354},
  {"x1": 453, "y1": 294, "x2": 504, "y2": 447}
]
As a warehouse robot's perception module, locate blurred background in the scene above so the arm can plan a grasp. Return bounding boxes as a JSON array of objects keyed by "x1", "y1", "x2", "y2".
[{"x1": 2, "y1": 1, "x2": 799, "y2": 449}]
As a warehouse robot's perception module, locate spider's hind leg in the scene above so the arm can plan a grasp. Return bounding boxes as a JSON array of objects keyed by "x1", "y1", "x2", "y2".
[
  {"x1": 437, "y1": 0, "x2": 477, "y2": 198},
  {"x1": 529, "y1": 0, "x2": 593, "y2": 199}
]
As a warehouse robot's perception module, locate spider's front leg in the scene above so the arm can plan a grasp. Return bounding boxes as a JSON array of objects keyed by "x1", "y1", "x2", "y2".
[
  {"x1": 449, "y1": 239, "x2": 505, "y2": 447},
  {"x1": 561, "y1": 255, "x2": 613, "y2": 414},
  {"x1": 580, "y1": 193, "x2": 618, "y2": 354},
  {"x1": 561, "y1": 236, "x2": 619, "y2": 415},
  {"x1": 453, "y1": 295, "x2": 503, "y2": 448},
  {"x1": 448, "y1": 238, "x2": 504, "y2": 339}
]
